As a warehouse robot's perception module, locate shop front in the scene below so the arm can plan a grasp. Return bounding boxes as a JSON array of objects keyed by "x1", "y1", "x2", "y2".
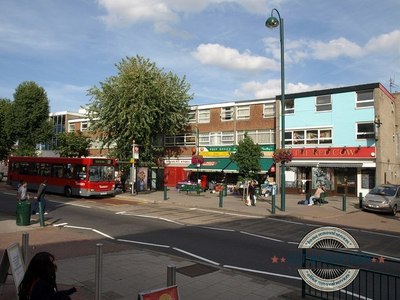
[
  {"x1": 184, "y1": 157, "x2": 274, "y2": 187},
  {"x1": 286, "y1": 147, "x2": 376, "y2": 196}
]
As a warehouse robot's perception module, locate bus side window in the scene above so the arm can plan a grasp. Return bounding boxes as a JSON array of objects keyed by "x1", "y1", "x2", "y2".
[
  {"x1": 74, "y1": 165, "x2": 86, "y2": 180},
  {"x1": 65, "y1": 164, "x2": 73, "y2": 178},
  {"x1": 52, "y1": 165, "x2": 64, "y2": 178}
]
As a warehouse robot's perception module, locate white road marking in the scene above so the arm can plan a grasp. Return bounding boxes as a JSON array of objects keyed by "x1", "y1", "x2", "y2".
[
  {"x1": 92, "y1": 229, "x2": 115, "y2": 240},
  {"x1": 288, "y1": 241, "x2": 300, "y2": 245},
  {"x1": 173, "y1": 247, "x2": 220, "y2": 266},
  {"x1": 240, "y1": 231, "x2": 283, "y2": 243},
  {"x1": 189, "y1": 208, "x2": 263, "y2": 219},
  {"x1": 117, "y1": 239, "x2": 170, "y2": 248},
  {"x1": 268, "y1": 218, "x2": 304, "y2": 225},
  {"x1": 224, "y1": 265, "x2": 301, "y2": 280},
  {"x1": 53, "y1": 223, "x2": 68, "y2": 227},
  {"x1": 360, "y1": 230, "x2": 400, "y2": 239},
  {"x1": 198, "y1": 226, "x2": 235, "y2": 232},
  {"x1": 116, "y1": 211, "x2": 184, "y2": 225}
]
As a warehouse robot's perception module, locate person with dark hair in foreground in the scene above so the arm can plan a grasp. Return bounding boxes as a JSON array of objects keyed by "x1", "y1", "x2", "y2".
[{"x1": 18, "y1": 252, "x2": 77, "y2": 300}]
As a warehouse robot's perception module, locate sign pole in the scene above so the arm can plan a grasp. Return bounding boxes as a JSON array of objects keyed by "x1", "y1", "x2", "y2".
[{"x1": 132, "y1": 140, "x2": 135, "y2": 195}]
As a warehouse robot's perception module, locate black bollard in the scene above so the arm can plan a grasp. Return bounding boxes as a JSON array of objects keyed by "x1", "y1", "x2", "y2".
[
  {"x1": 358, "y1": 192, "x2": 363, "y2": 209},
  {"x1": 38, "y1": 201, "x2": 45, "y2": 227},
  {"x1": 219, "y1": 190, "x2": 223, "y2": 208},
  {"x1": 271, "y1": 194, "x2": 276, "y2": 214},
  {"x1": 342, "y1": 194, "x2": 346, "y2": 211},
  {"x1": 164, "y1": 186, "x2": 169, "y2": 200}
]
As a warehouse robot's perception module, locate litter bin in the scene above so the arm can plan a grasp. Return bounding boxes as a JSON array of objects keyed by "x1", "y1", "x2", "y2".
[{"x1": 16, "y1": 201, "x2": 31, "y2": 226}]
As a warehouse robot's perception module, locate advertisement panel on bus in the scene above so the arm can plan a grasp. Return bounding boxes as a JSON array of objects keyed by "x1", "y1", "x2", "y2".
[{"x1": 7, "y1": 156, "x2": 116, "y2": 197}]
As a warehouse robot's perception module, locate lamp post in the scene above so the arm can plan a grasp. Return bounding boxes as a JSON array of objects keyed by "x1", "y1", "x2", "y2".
[{"x1": 266, "y1": 8, "x2": 286, "y2": 211}]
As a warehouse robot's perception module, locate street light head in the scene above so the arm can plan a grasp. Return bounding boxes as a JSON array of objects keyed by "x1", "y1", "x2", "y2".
[{"x1": 265, "y1": 16, "x2": 279, "y2": 28}]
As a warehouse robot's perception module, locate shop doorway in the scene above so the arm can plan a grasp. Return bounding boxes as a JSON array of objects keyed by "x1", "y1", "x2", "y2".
[{"x1": 335, "y1": 168, "x2": 357, "y2": 196}]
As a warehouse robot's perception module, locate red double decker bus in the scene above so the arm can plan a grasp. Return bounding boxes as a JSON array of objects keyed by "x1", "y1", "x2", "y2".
[{"x1": 7, "y1": 156, "x2": 116, "y2": 197}]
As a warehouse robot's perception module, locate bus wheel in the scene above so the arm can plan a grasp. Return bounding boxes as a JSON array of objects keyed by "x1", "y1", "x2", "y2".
[{"x1": 64, "y1": 186, "x2": 72, "y2": 197}]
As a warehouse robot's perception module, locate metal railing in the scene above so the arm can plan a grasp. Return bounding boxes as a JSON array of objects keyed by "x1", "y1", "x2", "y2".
[{"x1": 302, "y1": 249, "x2": 400, "y2": 300}]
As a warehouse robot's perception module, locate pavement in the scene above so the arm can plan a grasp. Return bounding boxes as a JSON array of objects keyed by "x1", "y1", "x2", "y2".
[{"x1": 1, "y1": 186, "x2": 399, "y2": 300}]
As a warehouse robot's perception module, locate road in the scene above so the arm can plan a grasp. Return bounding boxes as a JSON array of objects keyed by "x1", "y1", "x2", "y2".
[{"x1": 1, "y1": 184, "x2": 400, "y2": 296}]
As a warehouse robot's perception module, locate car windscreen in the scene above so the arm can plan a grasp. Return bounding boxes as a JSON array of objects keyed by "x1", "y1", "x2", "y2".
[{"x1": 369, "y1": 186, "x2": 397, "y2": 196}]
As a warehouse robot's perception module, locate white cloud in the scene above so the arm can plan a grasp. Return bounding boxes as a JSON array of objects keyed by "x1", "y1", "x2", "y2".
[
  {"x1": 240, "y1": 79, "x2": 333, "y2": 98},
  {"x1": 97, "y1": 0, "x2": 178, "y2": 28},
  {"x1": 272, "y1": 30, "x2": 400, "y2": 64},
  {"x1": 365, "y1": 30, "x2": 400, "y2": 54},
  {"x1": 192, "y1": 43, "x2": 279, "y2": 71},
  {"x1": 96, "y1": 0, "x2": 281, "y2": 28},
  {"x1": 310, "y1": 38, "x2": 363, "y2": 59}
]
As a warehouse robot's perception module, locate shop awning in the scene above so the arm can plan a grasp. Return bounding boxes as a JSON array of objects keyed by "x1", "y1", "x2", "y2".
[
  {"x1": 185, "y1": 158, "x2": 273, "y2": 174},
  {"x1": 185, "y1": 158, "x2": 232, "y2": 173}
]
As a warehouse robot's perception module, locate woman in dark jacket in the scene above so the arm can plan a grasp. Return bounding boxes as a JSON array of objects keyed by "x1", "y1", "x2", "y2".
[{"x1": 18, "y1": 252, "x2": 76, "y2": 300}]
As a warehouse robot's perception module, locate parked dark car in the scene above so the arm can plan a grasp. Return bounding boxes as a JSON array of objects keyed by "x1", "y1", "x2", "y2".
[{"x1": 362, "y1": 184, "x2": 400, "y2": 216}]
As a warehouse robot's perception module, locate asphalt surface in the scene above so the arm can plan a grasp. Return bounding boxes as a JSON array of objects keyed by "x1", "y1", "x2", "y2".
[{"x1": 1, "y1": 186, "x2": 399, "y2": 299}]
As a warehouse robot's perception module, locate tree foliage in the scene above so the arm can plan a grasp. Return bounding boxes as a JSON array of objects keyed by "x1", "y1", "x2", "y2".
[
  {"x1": 232, "y1": 133, "x2": 262, "y2": 179},
  {"x1": 56, "y1": 131, "x2": 91, "y2": 157},
  {"x1": 87, "y1": 55, "x2": 193, "y2": 163},
  {"x1": 12, "y1": 81, "x2": 53, "y2": 156},
  {"x1": 0, "y1": 98, "x2": 14, "y2": 160}
]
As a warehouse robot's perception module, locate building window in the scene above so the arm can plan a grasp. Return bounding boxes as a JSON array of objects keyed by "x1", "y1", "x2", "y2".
[
  {"x1": 198, "y1": 133, "x2": 210, "y2": 146},
  {"x1": 198, "y1": 109, "x2": 210, "y2": 123},
  {"x1": 68, "y1": 123, "x2": 75, "y2": 132},
  {"x1": 285, "y1": 99, "x2": 294, "y2": 114},
  {"x1": 356, "y1": 122, "x2": 375, "y2": 139},
  {"x1": 221, "y1": 132, "x2": 234, "y2": 144},
  {"x1": 361, "y1": 169, "x2": 375, "y2": 189},
  {"x1": 237, "y1": 130, "x2": 275, "y2": 144},
  {"x1": 81, "y1": 122, "x2": 88, "y2": 131},
  {"x1": 188, "y1": 111, "x2": 196, "y2": 123},
  {"x1": 319, "y1": 130, "x2": 332, "y2": 144},
  {"x1": 236, "y1": 106, "x2": 250, "y2": 120},
  {"x1": 164, "y1": 134, "x2": 197, "y2": 147},
  {"x1": 221, "y1": 107, "x2": 234, "y2": 121},
  {"x1": 285, "y1": 128, "x2": 332, "y2": 145},
  {"x1": 197, "y1": 132, "x2": 234, "y2": 146},
  {"x1": 263, "y1": 103, "x2": 275, "y2": 118},
  {"x1": 316, "y1": 95, "x2": 332, "y2": 112},
  {"x1": 356, "y1": 90, "x2": 374, "y2": 108}
]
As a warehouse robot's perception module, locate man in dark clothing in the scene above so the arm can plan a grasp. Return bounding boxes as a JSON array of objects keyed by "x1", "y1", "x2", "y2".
[
  {"x1": 249, "y1": 180, "x2": 256, "y2": 206},
  {"x1": 33, "y1": 180, "x2": 47, "y2": 215}
]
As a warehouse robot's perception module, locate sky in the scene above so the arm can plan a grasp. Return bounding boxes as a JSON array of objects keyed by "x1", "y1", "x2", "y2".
[{"x1": 1, "y1": 0, "x2": 400, "y2": 113}]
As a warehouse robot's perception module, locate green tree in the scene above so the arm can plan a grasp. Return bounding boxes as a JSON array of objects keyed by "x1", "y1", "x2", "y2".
[
  {"x1": 232, "y1": 133, "x2": 262, "y2": 179},
  {"x1": 87, "y1": 55, "x2": 193, "y2": 163},
  {"x1": 0, "y1": 98, "x2": 15, "y2": 160},
  {"x1": 12, "y1": 81, "x2": 53, "y2": 156},
  {"x1": 56, "y1": 131, "x2": 91, "y2": 157}
]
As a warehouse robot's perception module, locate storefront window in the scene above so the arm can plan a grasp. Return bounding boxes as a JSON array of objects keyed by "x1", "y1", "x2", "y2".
[
  {"x1": 312, "y1": 167, "x2": 334, "y2": 190},
  {"x1": 361, "y1": 169, "x2": 375, "y2": 189},
  {"x1": 285, "y1": 167, "x2": 297, "y2": 188}
]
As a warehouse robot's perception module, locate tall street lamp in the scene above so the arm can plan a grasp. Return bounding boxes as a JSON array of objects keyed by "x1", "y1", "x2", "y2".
[{"x1": 266, "y1": 8, "x2": 286, "y2": 211}]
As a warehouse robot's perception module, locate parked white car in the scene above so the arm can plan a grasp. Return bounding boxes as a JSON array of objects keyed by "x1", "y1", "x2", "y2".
[{"x1": 362, "y1": 184, "x2": 400, "y2": 216}]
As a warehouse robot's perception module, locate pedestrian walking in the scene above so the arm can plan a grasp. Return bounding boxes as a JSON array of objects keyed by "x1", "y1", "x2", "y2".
[
  {"x1": 249, "y1": 180, "x2": 256, "y2": 206},
  {"x1": 17, "y1": 180, "x2": 29, "y2": 201},
  {"x1": 18, "y1": 251, "x2": 77, "y2": 300},
  {"x1": 121, "y1": 170, "x2": 127, "y2": 192},
  {"x1": 33, "y1": 179, "x2": 47, "y2": 215}
]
